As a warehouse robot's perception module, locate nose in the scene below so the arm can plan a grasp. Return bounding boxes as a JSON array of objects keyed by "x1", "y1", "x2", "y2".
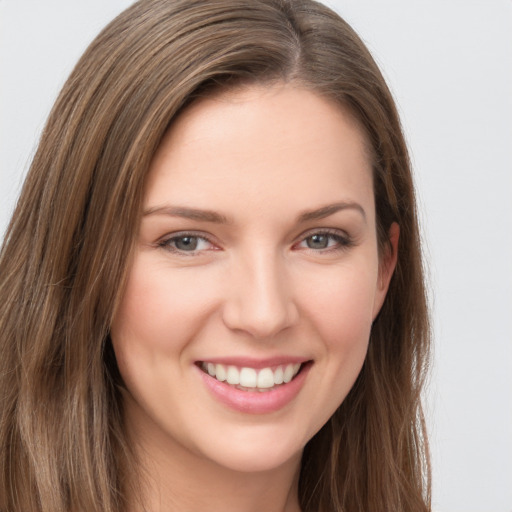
[{"x1": 222, "y1": 249, "x2": 299, "y2": 339}]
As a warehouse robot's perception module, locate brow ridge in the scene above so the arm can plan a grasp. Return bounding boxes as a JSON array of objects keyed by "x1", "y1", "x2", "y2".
[
  {"x1": 297, "y1": 202, "x2": 367, "y2": 223},
  {"x1": 143, "y1": 206, "x2": 229, "y2": 224},
  {"x1": 143, "y1": 201, "x2": 366, "y2": 225}
]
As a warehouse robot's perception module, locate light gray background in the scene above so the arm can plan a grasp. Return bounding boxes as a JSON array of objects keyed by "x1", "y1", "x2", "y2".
[{"x1": 1, "y1": 2, "x2": 511, "y2": 511}]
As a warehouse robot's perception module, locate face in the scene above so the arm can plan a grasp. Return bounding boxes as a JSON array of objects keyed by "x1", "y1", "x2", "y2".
[{"x1": 111, "y1": 85, "x2": 397, "y2": 474}]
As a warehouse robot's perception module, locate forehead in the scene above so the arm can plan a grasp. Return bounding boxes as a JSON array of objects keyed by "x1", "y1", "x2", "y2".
[{"x1": 144, "y1": 84, "x2": 375, "y2": 224}]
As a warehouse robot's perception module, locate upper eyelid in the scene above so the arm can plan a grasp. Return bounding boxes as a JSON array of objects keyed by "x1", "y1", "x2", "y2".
[
  {"x1": 159, "y1": 230, "x2": 214, "y2": 243},
  {"x1": 156, "y1": 227, "x2": 351, "y2": 250},
  {"x1": 296, "y1": 227, "x2": 350, "y2": 240},
  {"x1": 293, "y1": 228, "x2": 353, "y2": 251},
  {"x1": 157, "y1": 231, "x2": 219, "y2": 252}
]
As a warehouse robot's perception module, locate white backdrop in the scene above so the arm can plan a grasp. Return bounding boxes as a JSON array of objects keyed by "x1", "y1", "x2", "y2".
[{"x1": 1, "y1": 2, "x2": 511, "y2": 511}]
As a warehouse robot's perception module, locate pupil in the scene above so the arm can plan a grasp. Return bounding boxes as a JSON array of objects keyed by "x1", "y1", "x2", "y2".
[
  {"x1": 176, "y1": 236, "x2": 198, "y2": 251},
  {"x1": 307, "y1": 234, "x2": 328, "y2": 249}
]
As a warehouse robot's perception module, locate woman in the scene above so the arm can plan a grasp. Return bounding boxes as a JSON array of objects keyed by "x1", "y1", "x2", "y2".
[{"x1": 0, "y1": 1, "x2": 431, "y2": 511}]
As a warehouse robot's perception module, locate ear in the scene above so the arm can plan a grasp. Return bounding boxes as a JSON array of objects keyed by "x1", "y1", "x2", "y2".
[{"x1": 372, "y1": 222, "x2": 399, "y2": 320}]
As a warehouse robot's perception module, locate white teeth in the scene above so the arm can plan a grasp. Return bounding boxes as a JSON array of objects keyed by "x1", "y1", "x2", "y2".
[
  {"x1": 257, "y1": 368, "x2": 274, "y2": 388},
  {"x1": 201, "y1": 362, "x2": 303, "y2": 390},
  {"x1": 283, "y1": 364, "x2": 295, "y2": 383},
  {"x1": 226, "y1": 365, "x2": 240, "y2": 385},
  {"x1": 215, "y1": 364, "x2": 226, "y2": 382},
  {"x1": 239, "y1": 367, "x2": 257, "y2": 387},
  {"x1": 273, "y1": 366, "x2": 284, "y2": 385}
]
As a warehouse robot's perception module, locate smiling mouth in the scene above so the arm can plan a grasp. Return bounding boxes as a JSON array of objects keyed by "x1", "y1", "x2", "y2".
[{"x1": 198, "y1": 361, "x2": 305, "y2": 392}]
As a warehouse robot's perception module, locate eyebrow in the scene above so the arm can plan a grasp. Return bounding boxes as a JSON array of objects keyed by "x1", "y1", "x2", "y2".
[
  {"x1": 143, "y1": 205, "x2": 229, "y2": 224},
  {"x1": 297, "y1": 202, "x2": 367, "y2": 223},
  {"x1": 143, "y1": 201, "x2": 366, "y2": 224}
]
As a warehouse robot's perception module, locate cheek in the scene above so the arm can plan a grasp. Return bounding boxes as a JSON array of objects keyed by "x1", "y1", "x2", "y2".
[
  {"x1": 109, "y1": 257, "x2": 215, "y2": 418},
  {"x1": 287, "y1": 259, "x2": 379, "y2": 439},
  {"x1": 111, "y1": 257, "x2": 219, "y2": 357},
  {"x1": 299, "y1": 260, "x2": 378, "y2": 349}
]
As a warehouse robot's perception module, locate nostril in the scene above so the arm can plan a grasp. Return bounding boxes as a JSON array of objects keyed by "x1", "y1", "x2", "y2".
[{"x1": 221, "y1": 298, "x2": 299, "y2": 340}]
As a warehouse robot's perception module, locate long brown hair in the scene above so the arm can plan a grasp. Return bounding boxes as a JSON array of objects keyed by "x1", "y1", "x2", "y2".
[{"x1": 0, "y1": 1, "x2": 431, "y2": 511}]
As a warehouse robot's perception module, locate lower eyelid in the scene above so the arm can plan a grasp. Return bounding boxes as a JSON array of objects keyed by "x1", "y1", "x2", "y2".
[
  {"x1": 159, "y1": 233, "x2": 216, "y2": 253},
  {"x1": 296, "y1": 231, "x2": 352, "y2": 249},
  {"x1": 157, "y1": 231, "x2": 352, "y2": 253}
]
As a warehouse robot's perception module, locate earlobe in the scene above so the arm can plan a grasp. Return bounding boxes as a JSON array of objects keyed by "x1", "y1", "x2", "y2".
[{"x1": 372, "y1": 222, "x2": 399, "y2": 319}]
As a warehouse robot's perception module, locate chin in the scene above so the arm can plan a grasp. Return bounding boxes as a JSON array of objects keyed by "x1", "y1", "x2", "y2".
[
  {"x1": 206, "y1": 444, "x2": 302, "y2": 474},
  {"x1": 192, "y1": 421, "x2": 312, "y2": 474}
]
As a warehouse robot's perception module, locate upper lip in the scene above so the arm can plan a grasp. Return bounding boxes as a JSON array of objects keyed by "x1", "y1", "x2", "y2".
[{"x1": 195, "y1": 356, "x2": 311, "y2": 369}]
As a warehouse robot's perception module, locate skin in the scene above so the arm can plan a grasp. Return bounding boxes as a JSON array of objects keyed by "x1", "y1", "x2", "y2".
[{"x1": 111, "y1": 84, "x2": 398, "y2": 512}]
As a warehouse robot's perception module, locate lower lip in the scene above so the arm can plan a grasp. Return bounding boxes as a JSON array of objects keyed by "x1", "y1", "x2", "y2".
[{"x1": 196, "y1": 363, "x2": 311, "y2": 414}]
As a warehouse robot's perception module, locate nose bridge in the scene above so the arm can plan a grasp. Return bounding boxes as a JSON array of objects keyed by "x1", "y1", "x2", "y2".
[{"x1": 223, "y1": 245, "x2": 297, "y2": 338}]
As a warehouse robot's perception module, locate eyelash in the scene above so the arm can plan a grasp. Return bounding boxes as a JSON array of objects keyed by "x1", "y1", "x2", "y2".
[
  {"x1": 295, "y1": 229, "x2": 353, "y2": 253},
  {"x1": 157, "y1": 229, "x2": 353, "y2": 256},
  {"x1": 158, "y1": 232, "x2": 217, "y2": 256}
]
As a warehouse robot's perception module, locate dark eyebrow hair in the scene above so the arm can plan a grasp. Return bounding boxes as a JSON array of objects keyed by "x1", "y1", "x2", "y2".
[
  {"x1": 143, "y1": 201, "x2": 366, "y2": 225},
  {"x1": 297, "y1": 202, "x2": 367, "y2": 223},
  {"x1": 142, "y1": 205, "x2": 229, "y2": 224}
]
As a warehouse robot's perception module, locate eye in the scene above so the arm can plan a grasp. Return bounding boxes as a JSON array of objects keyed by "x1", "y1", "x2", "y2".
[
  {"x1": 296, "y1": 230, "x2": 352, "y2": 252},
  {"x1": 159, "y1": 233, "x2": 217, "y2": 254}
]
